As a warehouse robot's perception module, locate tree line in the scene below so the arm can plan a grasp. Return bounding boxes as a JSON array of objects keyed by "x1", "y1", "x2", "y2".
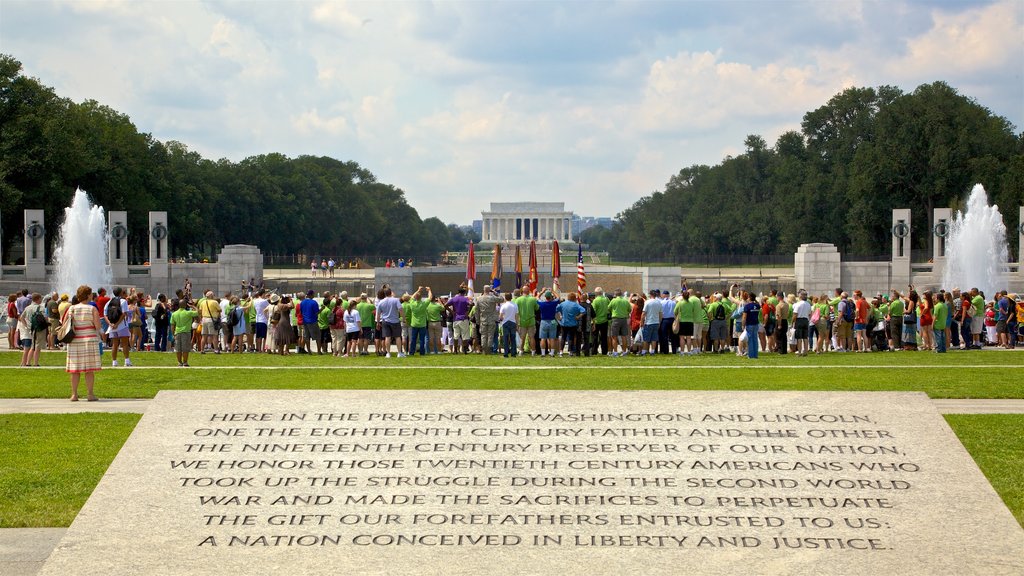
[
  {"x1": 0, "y1": 54, "x2": 477, "y2": 265},
  {"x1": 582, "y1": 82, "x2": 1023, "y2": 261}
]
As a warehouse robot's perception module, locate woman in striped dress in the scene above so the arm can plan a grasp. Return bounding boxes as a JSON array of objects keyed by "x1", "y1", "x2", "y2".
[{"x1": 66, "y1": 285, "x2": 102, "y2": 402}]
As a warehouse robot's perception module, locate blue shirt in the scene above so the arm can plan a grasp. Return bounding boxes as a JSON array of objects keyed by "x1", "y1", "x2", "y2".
[
  {"x1": 661, "y1": 298, "x2": 676, "y2": 319},
  {"x1": 538, "y1": 300, "x2": 559, "y2": 321},
  {"x1": 556, "y1": 301, "x2": 585, "y2": 327},
  {"x1": 299, "y1": 299, "x2": 320, "y2": 325},
  {"x1": 743, "y1": 302, "x2": 760, "y2": 326}
]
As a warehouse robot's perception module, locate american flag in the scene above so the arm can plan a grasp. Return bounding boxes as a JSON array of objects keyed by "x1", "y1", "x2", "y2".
[{"x1": 577, "y1": 244, "x2": 586, "y2": 297}]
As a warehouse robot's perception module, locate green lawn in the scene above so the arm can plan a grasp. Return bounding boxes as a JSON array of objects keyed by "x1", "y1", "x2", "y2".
[
  {"x1": 945, "y1": 415, "x2": 1024, "y2": 527},
  {"x1": 0, "y1": 413, "x2": 141, "y2": 527},
  {"x1": 2, "y1": 350, "x2": 1022, "y2": 399},
  {"x1": 2, "y1": 413, "x2": 1019, "y2": 528}
]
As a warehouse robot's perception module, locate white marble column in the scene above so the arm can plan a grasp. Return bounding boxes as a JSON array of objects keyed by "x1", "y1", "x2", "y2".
[{"x1": 567, "y1": 216, "x2": 572, "y2": 241}]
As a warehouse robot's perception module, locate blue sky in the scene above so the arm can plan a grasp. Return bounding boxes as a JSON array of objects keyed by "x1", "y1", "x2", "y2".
[{"x1": 1, "y1": 0, "x2": 1021, "y2": 224}]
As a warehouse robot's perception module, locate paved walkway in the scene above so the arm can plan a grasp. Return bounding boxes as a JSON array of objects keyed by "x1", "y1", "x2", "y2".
[{"x1": 3, "y1": 395, "x2": 1022, "y2": 576}]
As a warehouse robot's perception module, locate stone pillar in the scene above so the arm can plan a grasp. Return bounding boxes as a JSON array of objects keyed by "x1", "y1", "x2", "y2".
[
  {"x1": 567, "y1": 216, "x2": 573, "y2": 241},
  {"x1": 795, "y1": 243, "x2": 841, "y2": 296},
  {"x1": 891, "y1": 209, "x2": 911, "y2": 291},
  {"x1": 108, "y1": 210, "x2": 129, "y2": 282},
  {"x1": 932, "y1": 207, "x2": 952, "y2": 281},
  {"x1": 24, "y1": 209, "x2": 46, "y2": 280},
  {"x1": 556, "y1": 218, "x2": 562, "y2": 241},
  {"x1": 1019, "y1": 206, "x2": 1024, "y2": 282},
  {"x1": 148, "y1": 211, "x2": 169, "y2": 281}
]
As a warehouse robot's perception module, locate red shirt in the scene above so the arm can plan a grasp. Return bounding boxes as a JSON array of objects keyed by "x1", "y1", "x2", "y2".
[
  {"x1": 855, "y1": 299, "x2": 869, "y2": 324},
  {"x1": 95, "y1": 296, "x2": 110, "y2": 317}
]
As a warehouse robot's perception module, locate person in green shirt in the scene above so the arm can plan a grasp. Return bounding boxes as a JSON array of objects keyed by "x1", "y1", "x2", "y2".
[
  {"x1": 170, "y1": 299, "x2": 198, "y2": 367},
  {"x1": 427, "y1": 295, "x2": 444, "y2": 354},
  {"x1": 888, "y1": 290, "x2": 905, "y2": 350},
  {"x1": 590, "y1": 288, "x2": 610, "y2": 356},
  {"x1": 317, "y1": 297, "x2": 334, "y2": 354},
  {"x1": 607, "y1": 290, "x2": 632, "y2": 355},
  {"x1": 933, "y1": 293, "x2": 948, "y2": 353},
  {"x1": 969, "y1": 288, "x2": 985, "y2": 348},
  {"x1": 514, "y1": 289, "x2": 539, "y2": 355},
  {"x1": 356, "y1": 294, "x2": 376, "y2": 355},
  {"x1": 407, "y1": 287, "x2": 432, "y2": 356}
]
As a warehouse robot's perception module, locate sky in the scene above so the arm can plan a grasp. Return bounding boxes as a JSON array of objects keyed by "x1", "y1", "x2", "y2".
[{"x1": 1, "y1": 0, "x2": 1021, "y2": 225}]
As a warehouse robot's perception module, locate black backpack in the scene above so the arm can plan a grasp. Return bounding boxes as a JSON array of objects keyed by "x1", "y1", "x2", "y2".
[
  {"x1": 153, "y1": 303, "x2": 167, "y2": 322},
  {"x1": 30, "y1": 306, "x2": 49, "y2": 332},
  {"x1": 713, "y1": 303, "x2": 727, "y2": 321},
  {"x1": 226, "y1": 306, "x2": 240, "y2": 328},
  {"x1": 106, "y1": 297, "x2": 123, "y2": 324},
  {"x1": 841, "y1": 300, "x2": 855, "y2": 323}
]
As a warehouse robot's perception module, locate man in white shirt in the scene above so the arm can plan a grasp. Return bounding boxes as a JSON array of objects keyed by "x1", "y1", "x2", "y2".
[
  {"x1": 498, "y1": 292, "x2": 519, "y2": 358},
  {"x1": 252, "y1": 290, "x2": 270, "y2": 353},
  {"x1": 792, "y1": 291, "x2": 812, "y2": 356},
  {"x1": 640, "y1": 290, "x2": 663, "y2": 356}
]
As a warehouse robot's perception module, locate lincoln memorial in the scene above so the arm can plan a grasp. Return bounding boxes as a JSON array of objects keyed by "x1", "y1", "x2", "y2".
[{"x1": 480, "y1": 202, "x2": 574, "y2": 244}]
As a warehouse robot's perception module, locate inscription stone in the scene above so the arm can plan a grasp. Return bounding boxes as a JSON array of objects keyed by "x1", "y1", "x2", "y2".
[{"x1": 39, "y1": 390, "x2": 1024, "y2": 575}]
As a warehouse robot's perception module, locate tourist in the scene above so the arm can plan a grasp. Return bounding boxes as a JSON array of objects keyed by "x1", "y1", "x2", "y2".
[
  {"x1": 229, "y1": 295, "x2": 253, "y2": 353},
  {"x1": 833, "y1": 292, "x2": 854, "y2": 352},
  {"x1": 810, "y1": 294, "x2": 828, "y2": 354},
  {"x1": 269, "y1": 294, "x2": 294, "y2": 355},
  {"x1": 127, "y1": 295, "x2": 144, "y2": 352},
  {"x1": 590, "y1": 288, "x2": 609, "y2": 356},
  {"x1": 607, "y1": 289, "x2": 631, "y2": 356},
  {"x1": 775, "y1": 293, "x2": 791, "y2": 355},
  {"x1": 330, "y1": 296, "x2": 347, "y2": 357},
  {"x1": 948, "y1": 290, "x2": 961, "y2": 349},
  {"x1": 696, "y1": 291, "x2": 709, "y2": 353},
  {"x1": 902, "y1": 290, "x2": 919, "y2": 351},
  {"x1": 197, "y1": 290, "x2": 221, "y2": 355},
  {"x1": 6, "y1": 294, "x2": 18, "y2": 350},
  {"x1": 658, "y1": 290, "x2": 676, "y2": 355},
  {"x1": 407, "y1": 287, "x2": 431, "y2": 356},
  {"x1": 427, "y1": 294, "x2": 444, "y2": 354},
  {"x1": 310, "y1": 260, "x2": 317, "y2": 277},
  {"x1": 475, "y1": 286, "x2": 502, "y2": 355},
  {"x1": 792, "y1": 291, "x2": 811, "y2": 356},
  {"x1": 996, "y1": 290, "x2": 1012, "y2": 349},
  {"x1": 957, "y1": 291, "x2": 973, "y2": 350},
  {"x1": 328, "y1": 258, "x2": 336, "y2": 278},
  {"x1": 105, "y1": 288, "x2": 133, "y2": 366},
  {"x1": 152, "y1": 294, "x2": 170, "y2": 352},
  {"x1": 170, "y1": 298, "x2": 198, "y2": 367},
  {"x1": 741, "y1": 291, "x2": 761, "y2": 359},
  {"x1": 317, "y1": 292, "x2": 334, "y2": 354},
  {"x1": 706, "y1": 293, "x2": 728, "y2": 354},
  {"x1": 556, "y1": 292, "x2": 586, "y2": 356},
  {"x1": 298, "y1": 289, "x2": 320, "y2": 355},
  {"x1": 18, "y1": 293, "x2": 47, "y2": 366},
  {"x1": 338, "y1": 300, "x2": 357, "y2": 357},
  {"x1": 252, "y1": 290, "x2": 270, "y2": 353},
  {"x1": 674, "y1": 289, "x2": 696, "y2": 354},
  {"x1": 629, "y1": 292, "x2": 644, "y2": 354},
  {"x1": 356, "y1": 293, "x2": 375, "y2": 355},
  {"x1": 538, "y1": 290, "x2": 560, "y2": 357},
  {"x1": 919, "y1": 290, "x2": 935, "y2": 351},
  {"x1": 447, "y1": 287, "x2": 472, "y2": 354},
  {"x1": 638, "y1": 289, "x2": 661, "y2": 356},
  {"x1": 932, "y1": 292, "x2": 947, "y2": 353},
  {"x1": 498, "y1": 292, "x2": 519, "y2": 357},
  {"x1": 577, "y1": 292, "x2": 593, "y2": 357},
  {"x1": 376, "y1": 288, "x2": 405, "y2": 358},
  {"x1": 888, "y1": 290, "x2": 904, "y2": 351},
  {"x1": 853, "y1": 290, "x2": 869, "y2": 353},
  {"x1": 66, "y1": 285, "x2": 102, "y2": 401},
  {"x1": 46, "y1": 292, "x2": 60, "y2": 350}
]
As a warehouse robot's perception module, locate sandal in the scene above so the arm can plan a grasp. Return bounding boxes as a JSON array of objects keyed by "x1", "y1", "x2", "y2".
[
  {"x1": 87, "y1": 396, "x2": 99, "y2": 402},
  {"x1": 70, "y1": 396, "x2": 79, "y2": 402}
]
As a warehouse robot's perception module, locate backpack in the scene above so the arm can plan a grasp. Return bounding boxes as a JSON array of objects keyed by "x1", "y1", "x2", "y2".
[
  {"x1": 153, "y1": 303, "x2": 167, "y2": 322},
  {"x1": 713, "y1": 303, "x2": 727, "y2": 321},
  {"x1": 30, "y1": 306, "x2": 49, "y2": 333},
  {"x1": 106, "y1": 297, "x2": 123, "y2": 324},
  {"x1": 841, "y1": 300, "x2": 855, "y2": 323},
  {"x1": 810, "y1": 307, "x2": 821, "y2": 324},
  {"x1": 226, "y1": 306, "x2": 240, "y2": 328}
]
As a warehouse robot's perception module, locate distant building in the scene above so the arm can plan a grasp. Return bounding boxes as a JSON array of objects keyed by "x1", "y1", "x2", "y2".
[
  {"x1": 480, "y1": 202, "x2": 575, "y2": 244},
  {"x1": 471, "y1": 220, "x2": 483, "y2": 237}
]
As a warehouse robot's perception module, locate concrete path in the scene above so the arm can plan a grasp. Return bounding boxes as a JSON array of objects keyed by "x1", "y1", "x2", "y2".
[
  {"x1": 2, "y1": 395, "x2": 1022, "y2": 576},
  {"x1": 0, "y1": 529, "x2": 65, "y2": 576}
]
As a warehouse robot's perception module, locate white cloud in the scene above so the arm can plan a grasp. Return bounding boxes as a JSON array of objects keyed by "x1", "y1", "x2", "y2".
[{"x1": 888, "y1": 0, "x2": 1023, "y2": 77}]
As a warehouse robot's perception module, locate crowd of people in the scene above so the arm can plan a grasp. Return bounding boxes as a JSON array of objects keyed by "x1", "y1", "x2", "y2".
[{"x1": 4, "y1": 280, "x2": 1023, "y2": 401}]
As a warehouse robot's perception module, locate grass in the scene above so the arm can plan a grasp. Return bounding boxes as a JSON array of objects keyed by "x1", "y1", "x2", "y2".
[
  {"x1": 1, "y1": 350, "x2": 1022, "y2": 399},
  {"x1": 1, "y1": 413, "x2": 1019, "y2": 528},
  {"x1": 945, "y1": 415, "x2": 1024, "y2": 527},
  {"x1": 0, "y1": 413, "x2": 141, "y2": 527}
]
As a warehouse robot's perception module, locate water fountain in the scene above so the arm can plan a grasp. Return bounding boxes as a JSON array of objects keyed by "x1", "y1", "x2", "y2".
[
  {"x1": 942, "y1": 184, "x2": 1009, "y2": 298},
  {"x1": 52, "y1": 188, "x2": 113, "y2": 295}
]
